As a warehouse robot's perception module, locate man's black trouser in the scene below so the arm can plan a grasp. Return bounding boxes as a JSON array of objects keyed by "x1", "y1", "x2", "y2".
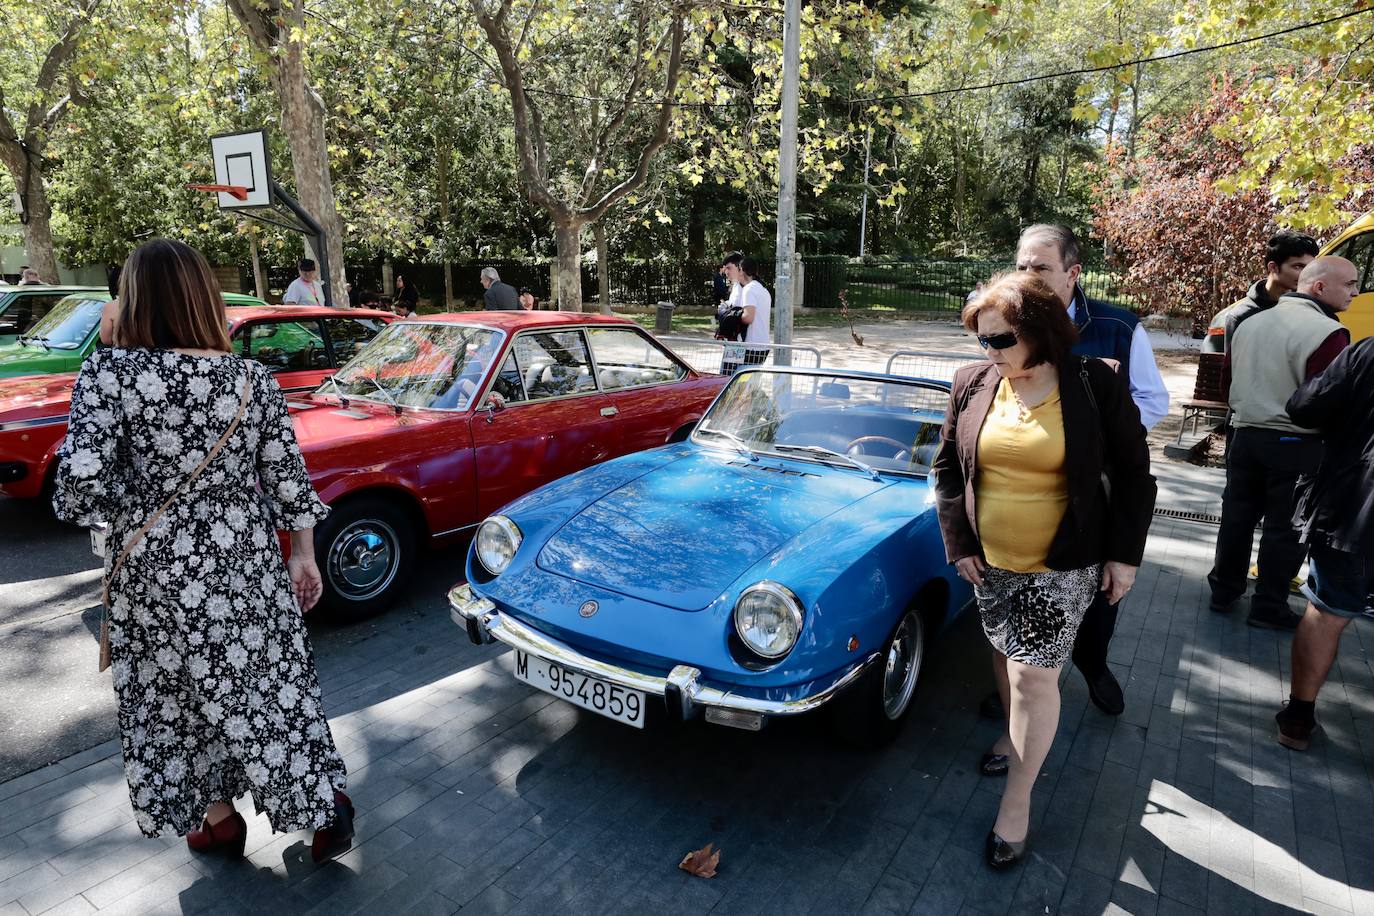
[
  {"x1": 1071, "y1": 590, "x2": 1118, "y2": 678},
  {"x1": 1207, "y1": 426, "x2": 1323, "y2": 616}
]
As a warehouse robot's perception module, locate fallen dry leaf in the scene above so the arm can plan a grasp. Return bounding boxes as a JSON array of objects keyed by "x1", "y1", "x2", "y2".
[{"x1": 679, "y1": 842, "x2": 721, "y2": 878}]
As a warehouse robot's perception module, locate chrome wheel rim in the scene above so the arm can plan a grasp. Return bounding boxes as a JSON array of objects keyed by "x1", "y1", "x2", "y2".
[
  {"x1": 882, "y1": 612, "x2": 923, "y2": 720},
  {"x1": 326, "y1": 519, "x2": 400, "y2": 601}
]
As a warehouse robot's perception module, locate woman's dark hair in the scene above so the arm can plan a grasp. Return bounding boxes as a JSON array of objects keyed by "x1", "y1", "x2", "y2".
[
  {"x1": 116, "y1": 238, "x2": 232, "y2": 352},
  {"x1": 962, "y1": 271, "x2": 1078, "y2": 369},
  {"x1": 738, "y1": 256, "x2": 758, "y2": 279}
]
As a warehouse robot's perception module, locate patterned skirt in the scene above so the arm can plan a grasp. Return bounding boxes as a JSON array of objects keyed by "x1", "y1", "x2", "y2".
[{"x1": 974, "y1": 565, "x2": 1102, "y2": 668}]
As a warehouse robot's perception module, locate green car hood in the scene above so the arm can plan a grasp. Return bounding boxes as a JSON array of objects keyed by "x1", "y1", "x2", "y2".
[{"x1": 0, "y1": 342, "x2": 82, "y2": 378}]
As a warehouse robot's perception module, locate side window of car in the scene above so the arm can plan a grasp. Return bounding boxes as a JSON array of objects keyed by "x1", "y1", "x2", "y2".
[
  {"x1": 513, "y1": 331, "x2": 597, "y2": 400},
  {"x1": 586, "y1": 327, "x2": 686, "y2": 390},
  {"x1": 325, "y1": 317, "x2": 387, "y2": 365},
  {"x1": 234, "y1": 320, "x2": 329, "y2": 372},
  {"x1": 490, "y1": 352, "x2": 527, "y2": 404},
  {"x1": 1332, "y1": 232, "x2": 1374, "y2": 293}
]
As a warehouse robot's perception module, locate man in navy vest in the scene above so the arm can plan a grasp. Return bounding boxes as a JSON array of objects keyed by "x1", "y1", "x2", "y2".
[{"x1": 1015, "y1": 224, "x2": 1168, "y2": 715}]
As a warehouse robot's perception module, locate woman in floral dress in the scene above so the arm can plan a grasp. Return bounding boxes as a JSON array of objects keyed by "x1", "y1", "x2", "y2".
[{"x1": 53, "y1": 238, "x2": 354, "y2": 863}]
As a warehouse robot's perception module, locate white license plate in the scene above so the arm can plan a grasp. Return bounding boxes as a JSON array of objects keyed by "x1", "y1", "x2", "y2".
[{"x1": 514, "y1": 651, "x2": 646, "y2": 728}]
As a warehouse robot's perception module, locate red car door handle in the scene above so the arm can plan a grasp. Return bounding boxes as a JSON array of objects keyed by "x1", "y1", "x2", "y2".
[{"x1": 600, "y1": 406, "x2": 618, "y2": 417}]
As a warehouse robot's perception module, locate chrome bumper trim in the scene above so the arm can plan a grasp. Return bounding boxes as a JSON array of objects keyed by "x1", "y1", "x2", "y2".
[{"x1": 448, "y1": 583, "x2": 878, "y2": 719}]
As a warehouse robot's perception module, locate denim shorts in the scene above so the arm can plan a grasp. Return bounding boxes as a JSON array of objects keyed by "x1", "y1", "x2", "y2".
[{"x1": 1300, "y1": 541, "x2": 1374, "y2": 621}]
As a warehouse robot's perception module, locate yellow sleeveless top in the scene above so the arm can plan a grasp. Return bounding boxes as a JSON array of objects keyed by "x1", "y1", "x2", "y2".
[{"x1": 974, "y1": 379, "x2": 1069, "y2": 573}]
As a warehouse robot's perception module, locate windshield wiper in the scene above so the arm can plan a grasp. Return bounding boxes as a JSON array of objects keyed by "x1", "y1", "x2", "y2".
[
  {"x1": 321, "y1": 376, "x2": 351, "y2": 407},
  {"x1": 696, "y1": 425, "x2": 756, "y2": 460},
  {"x1": 361, "y1": 373, "x2": 401, "y2": 412},
  {"x1": 772, "y1": 443, "x2": 881, "y2": 480}
]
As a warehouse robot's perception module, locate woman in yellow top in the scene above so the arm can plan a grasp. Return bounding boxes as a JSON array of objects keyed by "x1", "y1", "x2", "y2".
[{"x1": 933, "y1": 271, "x2": 1155, "y2": 870}]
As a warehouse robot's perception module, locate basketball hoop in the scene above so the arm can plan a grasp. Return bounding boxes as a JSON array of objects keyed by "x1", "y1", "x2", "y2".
[{"x1": 188, "y1": 183, "x2": 250, "y2": 201}]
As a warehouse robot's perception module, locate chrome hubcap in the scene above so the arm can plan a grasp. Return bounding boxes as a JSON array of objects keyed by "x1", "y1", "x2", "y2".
[
  {"x1": 882, "y1": 612, "x2": 923, "y2": 720},
  {"x1": 327, "y1": 519, "x2": 399, "y2": 601}
]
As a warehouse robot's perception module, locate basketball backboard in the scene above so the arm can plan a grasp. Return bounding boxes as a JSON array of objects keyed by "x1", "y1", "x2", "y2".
[{"x1": 208, "y1": 129, "x2": 273, "y2": 209}]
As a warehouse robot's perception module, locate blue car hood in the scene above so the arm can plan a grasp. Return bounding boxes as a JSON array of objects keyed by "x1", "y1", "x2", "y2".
[{"x1": 536, "y1": 449, "x2": 891, "y2": 611}]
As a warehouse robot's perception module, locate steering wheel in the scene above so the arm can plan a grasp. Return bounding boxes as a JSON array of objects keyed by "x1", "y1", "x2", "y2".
[{"x1": 846, "y1": 435, "x2": 911, "y2": 463}]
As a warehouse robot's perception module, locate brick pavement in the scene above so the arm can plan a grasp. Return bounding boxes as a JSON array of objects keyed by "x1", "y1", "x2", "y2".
[{"x1": 2, "y1": 463, "x2": 1372, "y2": 915}]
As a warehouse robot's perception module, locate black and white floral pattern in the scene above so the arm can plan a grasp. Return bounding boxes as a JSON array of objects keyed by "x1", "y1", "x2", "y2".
[{"x1": 54, "y1": 347, "x2": 344, "y2": 837}]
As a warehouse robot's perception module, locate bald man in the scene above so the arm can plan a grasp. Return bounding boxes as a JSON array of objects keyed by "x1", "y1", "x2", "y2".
[{"x1": 1208, "y1": 257, "x2": 1357, "y2": 630}]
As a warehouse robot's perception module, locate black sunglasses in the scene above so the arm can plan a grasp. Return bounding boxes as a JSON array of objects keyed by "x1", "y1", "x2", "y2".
[{"x1": 977, "y1": 331, "x2": 1018, "y2": 350}]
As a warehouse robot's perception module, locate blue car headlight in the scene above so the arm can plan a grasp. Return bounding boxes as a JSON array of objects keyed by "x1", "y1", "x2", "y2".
[
  {"x1": 475, "y1": 515, "x2": 522, "y2": 575},
  {"x1": 733, "y1": 581, "x2": 804, "y2": 659}
]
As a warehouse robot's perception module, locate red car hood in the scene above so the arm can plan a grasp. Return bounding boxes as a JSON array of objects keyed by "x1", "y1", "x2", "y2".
[
  {"x1": 287, "y1": 395, "x2": 445, "y2": 450},
  {"x1": 0, "y1": 373, "x2": 77, "y2": 423}
]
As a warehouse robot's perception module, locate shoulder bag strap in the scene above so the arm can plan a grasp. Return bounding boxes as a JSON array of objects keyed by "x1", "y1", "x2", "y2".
[{"x1": 102, "y1": 368, "x2": 253, "y2": 606}]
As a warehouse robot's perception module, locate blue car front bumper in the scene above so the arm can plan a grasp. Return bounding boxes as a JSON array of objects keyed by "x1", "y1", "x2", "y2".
[{"x1": 449, "y1": 583, "x2": 879, "y2": 730}]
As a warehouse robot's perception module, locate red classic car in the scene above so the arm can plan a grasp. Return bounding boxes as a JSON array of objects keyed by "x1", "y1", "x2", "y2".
[
  {"x1": 288, "y1": 312, "x2": 727, "y2": 619},
  {"x1": 0, "y1": 305, "x2": 393, "y2": 500}
]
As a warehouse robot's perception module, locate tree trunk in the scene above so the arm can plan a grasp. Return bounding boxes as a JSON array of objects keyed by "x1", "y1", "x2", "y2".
[
  {"x1": 687, "y1": 189, "x2": 706, "y2": 261},
  {"x1": 553, "y1": 221, "x2": 584, "y2": 312},
  {"x1": 436, "y1": 136, "x2": 453, "y2": 309},
  {"x1": 1127, "y1": 65, "x2": 1142, "y2": 159},
  {"x1": 18, "y1": 185, "x2": 60, "y2": 283},
  {"x1": 950, "y1": 114, "x2": 965, "y2": 243},
  {"x1": 0, "y1": 148, "x2": 60, "y2": 282},
  {"x1": 593, "y1": 222, "x2": 611, "y2": 315},
  {"x1": 248, "y1": 232, "x2": 268, "y2": 300}
]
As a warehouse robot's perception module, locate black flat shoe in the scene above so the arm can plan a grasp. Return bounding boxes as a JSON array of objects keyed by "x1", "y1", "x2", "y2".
[
  {"x1": 1083, "y1": 668, "x2": 1125, "y2": 716},
  {"x1": 979, "y1": 753, "x2": 1009, "y2": 777},
  {"x1": 1247, "y1": 612, "x2": 1300, "y2": 632},
  {"x1": 985, "y1": 830, "x2": 1028, "y2": 869}
]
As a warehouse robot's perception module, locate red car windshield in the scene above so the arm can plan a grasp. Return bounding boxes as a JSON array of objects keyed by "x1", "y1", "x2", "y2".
[{"x1": 324, "y1": 322, "x2": 501, "y2": 410}]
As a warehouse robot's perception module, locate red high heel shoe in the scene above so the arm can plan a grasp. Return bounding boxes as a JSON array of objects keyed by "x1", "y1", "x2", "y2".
[
  {"x1": 186, "y1": 810, "x2": 247, "y2": 858},
  {"x1": 310, "y1": 790, "x2": 355, "y2": 864}
]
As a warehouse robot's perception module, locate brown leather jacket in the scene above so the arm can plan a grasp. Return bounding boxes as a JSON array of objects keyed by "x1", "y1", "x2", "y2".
[{"x1": 932, "y1": 356, "x2": 1156, "y2": 570}]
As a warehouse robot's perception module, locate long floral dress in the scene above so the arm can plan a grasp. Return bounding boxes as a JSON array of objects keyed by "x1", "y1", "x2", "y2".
[{"x1": 53, "y1": 347, "x2": 346, "y2": 837}]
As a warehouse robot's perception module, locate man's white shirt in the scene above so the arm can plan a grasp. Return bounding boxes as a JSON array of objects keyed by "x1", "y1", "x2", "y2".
[
  {"x1": 283, "y1": 277, "x2": 324, "y2": 306},
  {"x1": 1067, "y1": 300, "x2": 1170, "y2": 430},
  {"x1": 740, "y1": 280, "x2": 772, "y2": 345}
]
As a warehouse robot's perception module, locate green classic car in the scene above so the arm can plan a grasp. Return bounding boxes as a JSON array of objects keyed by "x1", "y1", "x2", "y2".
[
  {"x1": 0, "y1": 290, "x2": 269, "y2": 378},
  {"x1": 0, "y1": 285, "x2": 105, "y2": 347}
]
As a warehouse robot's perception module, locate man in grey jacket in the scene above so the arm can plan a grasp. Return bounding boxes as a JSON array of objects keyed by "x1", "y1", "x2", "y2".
[
  {"x1": 1208, "y1": 257, "x2": 1356, "y2": 629},
  {"x1": 1203, "y1": 231, "x2": 1319, "y2": 354},
  {"x1": 480, "y1": 267, "x2": 519, "y2": 310}
]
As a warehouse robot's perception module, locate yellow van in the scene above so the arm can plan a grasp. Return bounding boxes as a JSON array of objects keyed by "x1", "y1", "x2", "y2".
[{"x1": 1323, "y1": 211, "x2": 1374, "y2": 341}]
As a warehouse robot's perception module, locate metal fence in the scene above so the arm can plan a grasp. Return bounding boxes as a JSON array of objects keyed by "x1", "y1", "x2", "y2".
[
  {"x1": 655, "y1": 336, "x2": 823, "y2": 376},
  {"x1": 241, "y1": 257, "x2": 1135, "y2": 314},
  {"x1": 884, "y1": 350, "x2": 983, "y2": 383}
]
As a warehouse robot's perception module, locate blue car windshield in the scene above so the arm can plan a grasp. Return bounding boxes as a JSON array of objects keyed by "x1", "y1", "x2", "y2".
[{"x1": 693, "y1": 370, "x2": 947, "y2": 476}]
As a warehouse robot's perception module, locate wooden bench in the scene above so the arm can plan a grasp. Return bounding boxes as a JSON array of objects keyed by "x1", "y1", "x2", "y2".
[{"x1": 1177, "y1": 352, "x2": 1229, "y2": 440}]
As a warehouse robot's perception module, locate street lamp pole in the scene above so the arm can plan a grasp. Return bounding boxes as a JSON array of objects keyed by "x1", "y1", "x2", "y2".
[{"x1": 772, "y1": 0, "x2": 801, "y2": 362}]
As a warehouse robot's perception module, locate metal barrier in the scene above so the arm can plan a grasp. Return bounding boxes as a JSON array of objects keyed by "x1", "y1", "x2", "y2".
[
  {"x1": 885, "y1": 349, "x2": 982, "y2": 383},
  {"x1": 655, "y1": 336, "x2": 823, "y2": 375}
]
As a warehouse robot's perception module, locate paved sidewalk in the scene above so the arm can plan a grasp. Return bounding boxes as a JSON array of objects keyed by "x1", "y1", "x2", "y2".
[{"x1": 2, "y1": 464, "x2": 1372, "y2": 915}]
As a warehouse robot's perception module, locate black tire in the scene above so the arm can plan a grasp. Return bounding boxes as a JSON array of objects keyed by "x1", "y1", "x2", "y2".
[
  {"x1": 830, "y1": 606, "x2": 926, "y2": 747},
  {"x1": 314, "y1": 495, "x2": 417, "y2": 622}
]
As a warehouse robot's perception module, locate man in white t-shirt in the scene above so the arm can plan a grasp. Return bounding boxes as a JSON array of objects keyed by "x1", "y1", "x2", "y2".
[{"x1": 282, "y1": 258, "x2": 325, "y2": 307}]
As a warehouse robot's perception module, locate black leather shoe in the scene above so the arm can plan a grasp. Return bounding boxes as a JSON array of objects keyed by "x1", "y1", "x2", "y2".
[
  {"x1": 1247, "y1": 611, "x2": 1300, "y2": 632},
  {"x1": 985, "y1": 830, "x2": 1028, "y2": 869},
  {"x1": 979, "y1": 753, "x2": 1009, "y2": 777},
  {"x1": 978, "y1": 692, "x2": 1005, "y2": 720},
  {"x1": 1083, "y1": 668, "x2": 1125, "y2": 716}
]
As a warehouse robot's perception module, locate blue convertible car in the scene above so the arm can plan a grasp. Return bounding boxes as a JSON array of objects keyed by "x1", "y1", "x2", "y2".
[{"x1": 449, "y1": 366, "x2": 973, "y2": 743}]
